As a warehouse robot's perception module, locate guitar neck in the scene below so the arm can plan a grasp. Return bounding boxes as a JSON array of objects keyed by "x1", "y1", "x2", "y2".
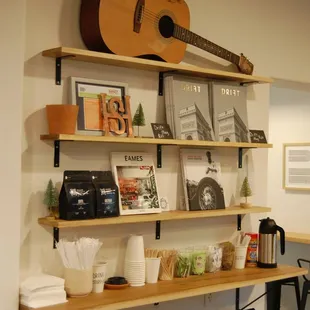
[{"x1": 173, "y1": 24, "x2": 240, "y2": 65}]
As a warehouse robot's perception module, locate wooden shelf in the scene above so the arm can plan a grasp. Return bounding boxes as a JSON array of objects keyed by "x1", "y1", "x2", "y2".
[
  {"x1": 42, "y1": 47, "x2": 273, "y2": 84},
  {"x1": 20, "y1": 265, "x2": 306, "y2": 310},
  {"x1": 40, "y1": 134, "x2": 273, "y2": 149},
  {"x1": 39, "y1": 206, "x2": 271, "y2": 229},
  {"x1": 285, "y1": 232, "x2": 310, "y2": 244}
]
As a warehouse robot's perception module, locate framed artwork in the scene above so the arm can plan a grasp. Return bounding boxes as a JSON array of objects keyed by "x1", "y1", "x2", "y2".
[
  {"x1": 69, "y1": 77, "x2": 128, "y2": 135},
  {"x1": 283, "y1": 143, "x2": 310, "y2": 190}
]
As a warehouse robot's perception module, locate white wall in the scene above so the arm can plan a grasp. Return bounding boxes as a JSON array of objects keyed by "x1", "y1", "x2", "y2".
[
  {"x1": 0, "y1": 1, "x2": 25, "y2": 309},
  {"x1": 19, "y1": 1, "x2": 310, "y2": 310},
  {"x1": 269, "y1": 80, "x2": 310, "y2": 310}
]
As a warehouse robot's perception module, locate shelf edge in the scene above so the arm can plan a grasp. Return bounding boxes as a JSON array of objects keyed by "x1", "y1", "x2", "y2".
[
  {"x1": 40, "y1": 134, "x2": 273, "y2": 149},
  {"x1": 42, "y1": 47, "x2": 274, "y2": 84},
  {"x1": 38, "y1": 207, "x2": 271, "y2": 229}
]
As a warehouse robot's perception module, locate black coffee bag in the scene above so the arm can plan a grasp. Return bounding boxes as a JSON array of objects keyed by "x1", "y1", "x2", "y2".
[
  {"x1": 59, "y1": 171, "x2": 96, "y2": 220},
  {"x1": 92, "y1": 171, "x2": 119, "y2": 218}
]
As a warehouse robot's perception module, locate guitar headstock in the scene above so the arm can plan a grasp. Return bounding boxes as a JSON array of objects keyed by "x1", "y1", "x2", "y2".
[{"x1": 238, "y1": 53, "x2": 254, "y2": 75}]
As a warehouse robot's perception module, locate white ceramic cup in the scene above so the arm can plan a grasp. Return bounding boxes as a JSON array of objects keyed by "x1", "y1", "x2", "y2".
[
  {"x1": 145, "y1": 258, "x2": 161, "y2": 284},
  {"x1": 234, "y1": 246, "x2": 248, "y2": 269},
  {"x1": 92, "y1": 261, "x2": 107, "y2": 293}
]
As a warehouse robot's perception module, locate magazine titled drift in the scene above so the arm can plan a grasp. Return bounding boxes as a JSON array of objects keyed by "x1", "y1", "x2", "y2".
[
  {"x1": 111, "y1": 152, "x2": 161, "y2": 215},
  {"x1": 180, "y1": 149, "x2": 226, "y2": 211}
]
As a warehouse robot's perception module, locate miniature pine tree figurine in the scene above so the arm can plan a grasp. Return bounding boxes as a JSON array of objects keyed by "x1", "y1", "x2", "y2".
[
  {"x1": 240, "y1": 176, "x2": 252, "y2": 208},
  {"x1": 43, "y1": 179, "x2": 59, "y2": 218},
  {"x1": 132, "y1": 103, "x2": 146, "y2": 136}
]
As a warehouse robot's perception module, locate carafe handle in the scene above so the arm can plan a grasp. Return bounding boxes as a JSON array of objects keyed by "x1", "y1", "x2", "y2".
[{"x1": 277, "y1": 225, "x2": 285, "y2": 255}]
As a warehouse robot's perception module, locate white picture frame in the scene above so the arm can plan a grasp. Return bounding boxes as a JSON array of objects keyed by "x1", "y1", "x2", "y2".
[
  {"x1": 69, "y1": 77, "x2": 128, "y2": 135},
  {"x1": 283, "y1": 143, "x2": 310, "y2": 190}
]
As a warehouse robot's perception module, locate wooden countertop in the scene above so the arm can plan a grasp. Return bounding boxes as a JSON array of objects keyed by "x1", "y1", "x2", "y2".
[
  {"x1": 20, "y1": 265, "x2": 306, "y2": 310},
  {"x1": 286, "y1": 232, "x2": 310, "y2": 244}
]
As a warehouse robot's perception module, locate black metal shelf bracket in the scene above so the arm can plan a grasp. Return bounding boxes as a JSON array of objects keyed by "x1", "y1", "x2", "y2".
[
  {"x1": 236, "y1": 214, "x2": 242, "y2": 310},
  {"x1": 53, "y1": 227, "x2": 59, "y2": 249},
  {"x1": 158, "y1": 72, "x2": 164, "y2": 96},
  {"x1": 55, "y1": 57, "x2": 62, "y2": 85},
  {"x1": 236, "y1": 288, "x2": 241, "y2": 310},
  {"x1": 54, "y1": 140, "x2": 60, "y2": 168},
  {"x1": 155, "y1": 221, "x2": 161, "y2": 240},
  {"x1": 238, "y1": 148, "x2": 243, "y2": 168},
  {"x1": 55, "y1": 55, "x2": 75, "y2": 85},
  {"x1": 157, "y1": 144, "x2": 162, "y2": 168},
  {"x1": 237, "y1": 214, "x2": 242, "y2": 231}
]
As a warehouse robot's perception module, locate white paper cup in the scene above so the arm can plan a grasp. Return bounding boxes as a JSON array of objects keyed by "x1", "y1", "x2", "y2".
[
  {"x1": 145, "y1": 258, "x2": 161, "y2": 284},
  {"x1": 235, "y1": 246, "x2": 248, "y2": 269},
  {"x1": 125, "y1": 235, "x2": 145, "y2": 262},
  {"x1": 92, "y1": 262, "x2": 107, "y2": 293}
]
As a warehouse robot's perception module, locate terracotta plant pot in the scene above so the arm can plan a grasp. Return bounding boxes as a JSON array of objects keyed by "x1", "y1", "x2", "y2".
[{"x1": 46, "y1": 105, "x2": 79, "y2": 135}]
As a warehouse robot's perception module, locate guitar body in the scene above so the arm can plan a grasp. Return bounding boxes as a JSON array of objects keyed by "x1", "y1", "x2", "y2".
[{"x1": 80, "y1": 0, "x2": 190, "y2": 63}]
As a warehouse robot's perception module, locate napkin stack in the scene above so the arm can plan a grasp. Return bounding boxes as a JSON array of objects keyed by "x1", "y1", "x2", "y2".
[{"x1": 20, "y1": 274, "x2": 67, "y2": 308}]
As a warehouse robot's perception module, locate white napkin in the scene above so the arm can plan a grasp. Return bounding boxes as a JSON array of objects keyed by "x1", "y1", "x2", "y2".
[
  {"x1": 21, "y1": 288, "x2": 66, "y2": 302},
  {"x1": 20, "y1": 288, "x2": 67, "y2": 309},
  {"x1": 20, "y1": 274, "x2": 65, "y2": 296},
  {"x1": 20, "y1": 298, "x2": 67, "y2": 309}
]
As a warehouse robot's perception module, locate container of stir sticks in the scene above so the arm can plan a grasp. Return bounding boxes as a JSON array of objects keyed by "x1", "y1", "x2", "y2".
[{"x1": 56, "y1": 238, "x2": 102, "y2": 297}]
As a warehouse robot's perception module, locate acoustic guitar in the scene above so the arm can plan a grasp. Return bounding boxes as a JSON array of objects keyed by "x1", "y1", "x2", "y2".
[{"x1": 80, "y1": 0, "x2": 254, "y2": 75}]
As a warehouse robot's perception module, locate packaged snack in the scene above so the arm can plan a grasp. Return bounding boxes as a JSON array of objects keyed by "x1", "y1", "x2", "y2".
[
  {"x1": 176, "y1": 251, "x2": 192, "y2": 278},
  {"x1": 191, "y1": 248, "x2": 207, "y2": 275},
  {"x1": 245, "y1": 233, "x2": 258, "y2": 267},
  {"x1": 205, "y1": 245, "x2": 223, "y2": 273},
  {"x1": 220, "y1": 242, "x2": 235, "y2": 270}
]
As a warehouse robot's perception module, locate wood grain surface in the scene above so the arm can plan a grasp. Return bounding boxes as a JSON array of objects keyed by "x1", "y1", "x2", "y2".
[
  {"x1": 38, "y1": 206, "x2": 271, "y2": 229},
  {"x1": 20, "y1": 265, "x2": 307, "y2": 310},
  {"x1": 40, "y1": 134, "x2": 273, "y2": 149},
  {"x1": 42, "y1": 47, "x2": 273, "y2": 84}
]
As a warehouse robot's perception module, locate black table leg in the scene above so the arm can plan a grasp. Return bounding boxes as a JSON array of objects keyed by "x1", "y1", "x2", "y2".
[{"x1": 267, "y1": 281, "x2": 282, "y2": 310}]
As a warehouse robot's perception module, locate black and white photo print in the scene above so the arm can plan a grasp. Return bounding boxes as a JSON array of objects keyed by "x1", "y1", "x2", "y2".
[{"x1": 180, "y1": 149, "x2": 225, "y2": 211}]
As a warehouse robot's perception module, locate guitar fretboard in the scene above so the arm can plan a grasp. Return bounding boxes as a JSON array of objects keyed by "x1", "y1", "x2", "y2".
[{"x1": 173, "y1": 24, "x2": 240, "y2": 65}]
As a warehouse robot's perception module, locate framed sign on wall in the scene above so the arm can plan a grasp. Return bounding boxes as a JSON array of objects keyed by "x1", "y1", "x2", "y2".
[
  {"x1": 69, "y1": 77, "x2": 128, "y2": 136},
  {"x1": 283, "y1": 143, "x2": 310, "y2": 190}
]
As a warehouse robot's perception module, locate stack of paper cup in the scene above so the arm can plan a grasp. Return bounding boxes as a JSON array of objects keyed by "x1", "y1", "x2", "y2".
[{"x1": 124, "y1": 235, "x2": 145, "y2": 287}]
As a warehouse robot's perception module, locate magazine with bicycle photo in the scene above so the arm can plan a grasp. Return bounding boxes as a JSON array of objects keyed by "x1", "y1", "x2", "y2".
[
  {"x1": 180, "y1": 149, "x2": 225, "y2": 211},
  {"x1": 110, "y1": 152, "x2": 161, "y2": 215}
]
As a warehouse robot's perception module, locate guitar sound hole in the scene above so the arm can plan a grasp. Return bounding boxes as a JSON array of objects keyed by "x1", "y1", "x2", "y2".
[{"x1": 158, "y1": 16, "x2": 174, "y2": 38}]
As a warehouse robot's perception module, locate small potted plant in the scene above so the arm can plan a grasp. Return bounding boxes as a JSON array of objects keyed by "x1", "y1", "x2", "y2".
[
  {"x1": 44, "y1": 179, "x2": 59, "y2": 218},
  {"x1": 132, "y1": 103, "x2": 146, "y2": 137},
  {"x1": 240, "y1": 176, "x2": 252, "y2": 208}
]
